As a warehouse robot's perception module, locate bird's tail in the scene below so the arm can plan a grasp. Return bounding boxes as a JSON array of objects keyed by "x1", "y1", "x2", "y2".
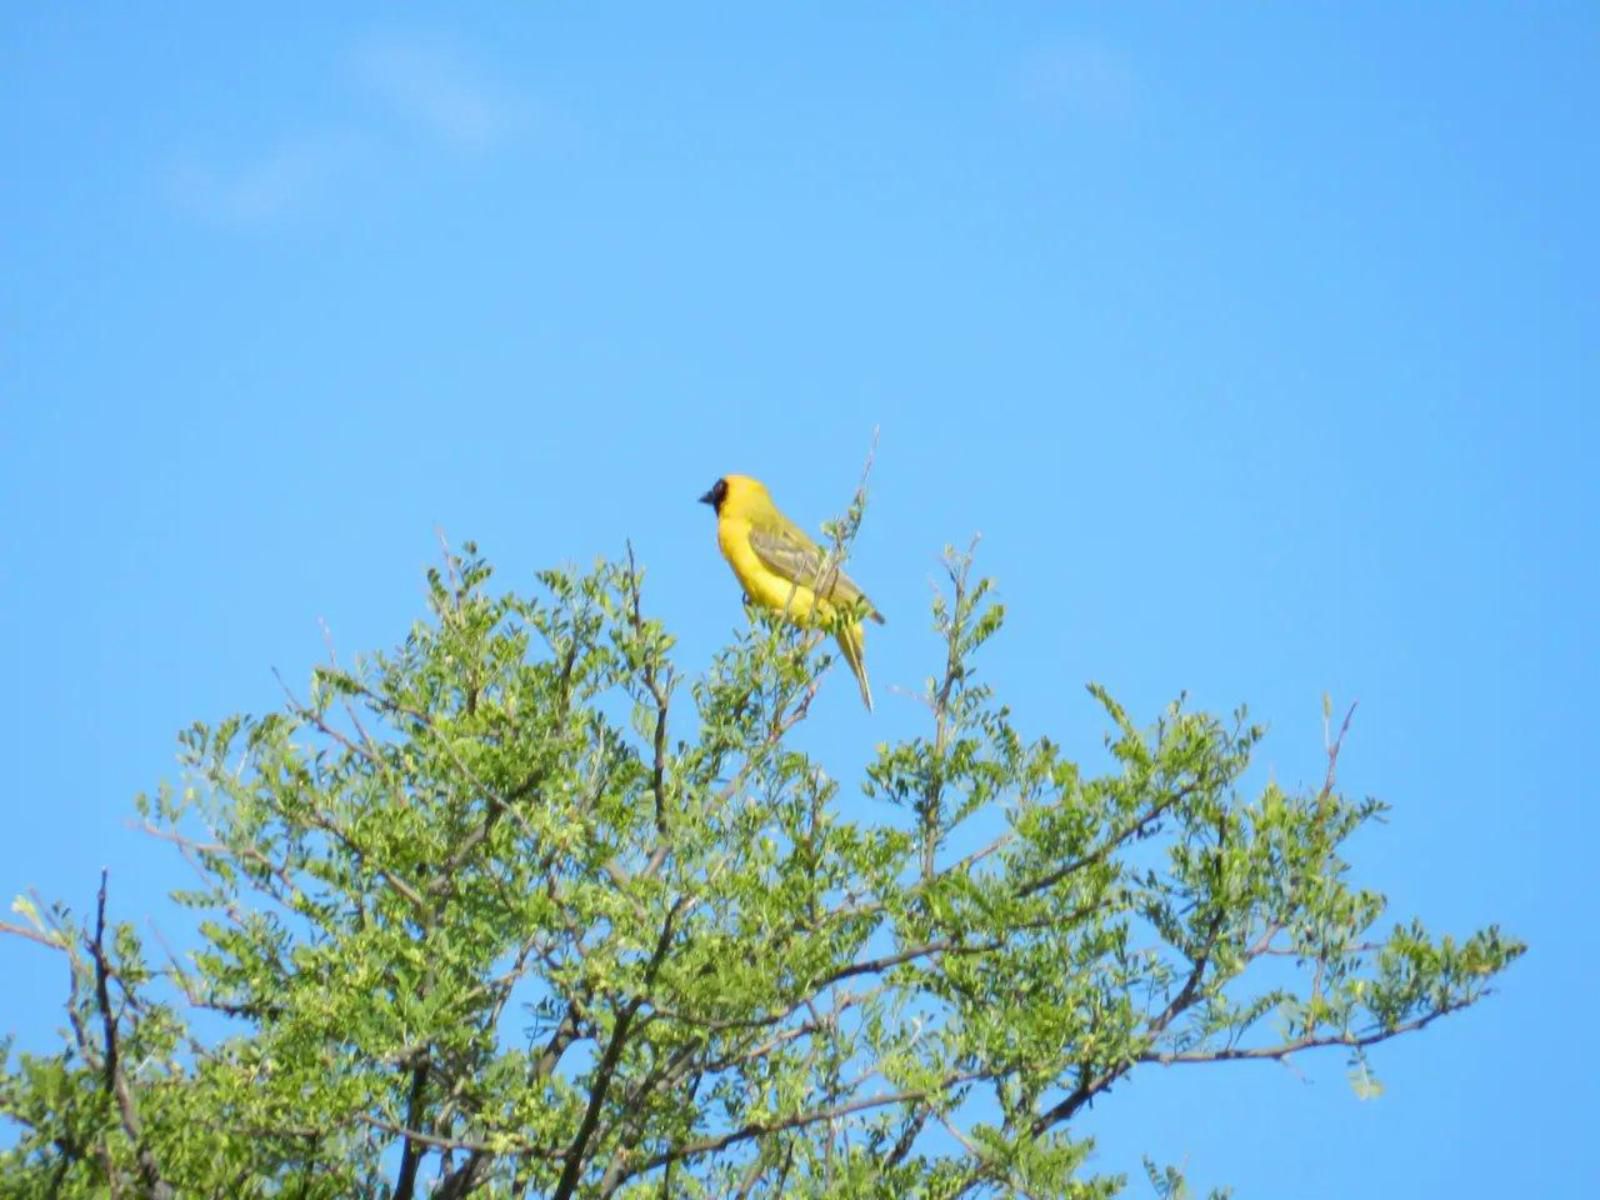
[{"x1": 836, "y1": 623, "x2": 873, "y2": 712}]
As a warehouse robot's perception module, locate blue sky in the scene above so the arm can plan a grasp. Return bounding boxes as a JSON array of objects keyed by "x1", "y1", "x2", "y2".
[{"x1": 3, "y1": 4, "x2": 1595, "y2": 1194}]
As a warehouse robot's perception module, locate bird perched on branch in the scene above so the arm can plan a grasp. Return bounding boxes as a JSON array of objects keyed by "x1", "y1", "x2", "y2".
[{"x1": 699, "y1": 474, "x2": 885, "y2": 711}]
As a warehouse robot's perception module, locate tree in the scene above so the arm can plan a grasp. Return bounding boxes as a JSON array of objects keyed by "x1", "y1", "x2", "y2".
[{"x1": 1, "y1": 518, "x2": 1521, "y2": 1198}]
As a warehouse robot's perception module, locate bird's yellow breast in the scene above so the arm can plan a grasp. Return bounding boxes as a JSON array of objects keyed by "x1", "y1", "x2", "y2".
[{"x1": 717, "y1": 515, "x2": 833, "y2": 624}]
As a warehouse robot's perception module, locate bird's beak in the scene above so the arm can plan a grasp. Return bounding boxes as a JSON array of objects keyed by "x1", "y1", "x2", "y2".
[{"x1": 698, "y1": 488, "x2": 718, "y2": 506}]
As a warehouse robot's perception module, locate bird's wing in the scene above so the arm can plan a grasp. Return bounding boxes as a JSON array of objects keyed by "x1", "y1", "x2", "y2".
[{"x1": 747, "y1": 524, "x2": 883, "y2": 621}]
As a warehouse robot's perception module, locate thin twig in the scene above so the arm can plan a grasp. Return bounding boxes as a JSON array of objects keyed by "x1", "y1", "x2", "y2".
[{"x1": 0, "y1": 920, "x2": 63, "y2": 951}]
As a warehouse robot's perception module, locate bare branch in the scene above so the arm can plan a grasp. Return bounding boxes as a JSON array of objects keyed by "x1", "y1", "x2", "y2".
[{"x1": 1320, "y1": 699, "x2": 1358, "y2": 803}]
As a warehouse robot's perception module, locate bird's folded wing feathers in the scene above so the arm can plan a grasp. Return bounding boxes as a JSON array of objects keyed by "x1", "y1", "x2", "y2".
[{"x1": 747, "y1": 526, "x2": 884, "y2": 622}]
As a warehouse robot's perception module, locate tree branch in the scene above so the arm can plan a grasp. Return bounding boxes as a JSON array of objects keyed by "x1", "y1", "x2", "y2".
[
  {"x1": 90, "y1": 871, "x2": 175, "y2": 1200},
  {"x1": 434, "y1": 1148, "x2": 493, "y2": 1199},
  {"x1": 1030, "y1": 908, "x2": 1225, "y2": 1137},
  {"x1": 1014, "y1": 785, "x2": 1197, "y2": 901},
  {"x1": 360, "y1": 1115, "x2": 519, "y2": 1157},
  {"x1": 0, "y1": 919, "x2": 64, "y2": 951},
  {"x1": 626, "y1": 1071, "x2": 986, "y2": 1183},
  {"x1": 551, "y1": 896, "x2": 687, "y2": 1200},
  {"x1": 391, "y1": 1061, "x2": 431, "y2": 1200},
  {"x1": 1140, "y1": 999, "x2": 1472, "y2": 1067}
]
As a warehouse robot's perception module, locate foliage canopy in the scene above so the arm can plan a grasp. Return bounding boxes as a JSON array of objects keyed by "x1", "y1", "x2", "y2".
[{"x1": 1, "y1": 528, "x2": 1520, "y2": 1198}]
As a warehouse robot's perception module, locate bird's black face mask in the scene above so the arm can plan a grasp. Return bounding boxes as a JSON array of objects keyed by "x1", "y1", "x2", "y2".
[{"x1": 698, "y1": 478, "x2": 728, "y2": 513}]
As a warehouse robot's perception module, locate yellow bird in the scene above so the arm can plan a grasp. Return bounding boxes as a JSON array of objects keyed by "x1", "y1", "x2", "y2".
[{"x1": 699, "y1": 474, "x2": 886, "y2": 711}]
